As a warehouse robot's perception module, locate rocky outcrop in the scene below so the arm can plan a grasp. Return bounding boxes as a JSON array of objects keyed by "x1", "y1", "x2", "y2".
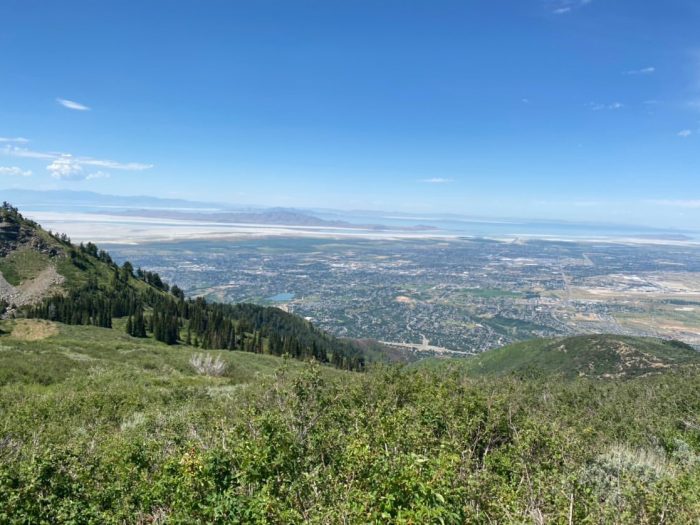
[
  {"x1": 0, "y1": 219, "x2": 61, "y2": 258},
  {"x1": 0, "y1": 221, "x2": 20, "y2": 243},
  {"x1": 0, "y1": 266, "x2": 65, "y2": 317}
]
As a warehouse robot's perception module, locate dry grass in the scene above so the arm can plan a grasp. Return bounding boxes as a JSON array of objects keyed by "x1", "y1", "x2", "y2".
[
  {"x1": 6, "y1": 319, "x2": 59, "y2": 341},
  {"x1": 189, "y1": 352, "x2": 228, "y2": 377}
]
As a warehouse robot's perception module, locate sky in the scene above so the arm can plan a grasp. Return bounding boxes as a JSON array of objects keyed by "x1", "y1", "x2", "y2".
[{"x1": 1, "y1": 0, "x2": 700, "y2": 228}]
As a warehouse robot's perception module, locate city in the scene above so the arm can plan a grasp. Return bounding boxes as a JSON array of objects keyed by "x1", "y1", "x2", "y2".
[{"x1": 109, "y1": 236, "x2": 700, "y2": 355}]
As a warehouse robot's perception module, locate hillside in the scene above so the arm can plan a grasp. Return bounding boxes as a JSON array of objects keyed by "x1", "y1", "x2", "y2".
[
  {"x1": 1, "y1": 318, "x2": 699, "y2": 522},
  {"x1": 0, "y1": 202, "x2": 366, "y2": 370},
  {"x1": 0, "y1": 318, "x2": 314, "y2": 387},
  {"x1": 454, "y1": 334, "x2": 700, "y2": 379},
  {"x1": 0, "y1": 202, "x2": 159, "y2": 310}
]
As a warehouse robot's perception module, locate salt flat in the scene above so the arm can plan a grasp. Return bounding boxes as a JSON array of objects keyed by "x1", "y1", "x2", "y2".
[{"x1": 25, "y1": 211, "x2": 458, "y2": 244}]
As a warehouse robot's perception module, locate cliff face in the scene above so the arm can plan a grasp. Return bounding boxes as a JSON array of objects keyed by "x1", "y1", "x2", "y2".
[
  {"x1": 0, "y1": 214, "x2": 61, "y2": 259},
  {"x1": 0, "y1": 221, "x2": 20, "y2": 243}
]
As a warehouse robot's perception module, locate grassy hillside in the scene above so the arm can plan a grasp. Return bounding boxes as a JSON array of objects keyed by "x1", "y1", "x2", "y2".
[
  {"x1": 451, "y1": 334, "x2": 700, "y2": 379},
  {"x1": 0, "y1": 319, "x2": 310, "y2": 387},
  {"x1": 0, "y1": 249, "x2": 53, "y2": 286},
  {"x1": 1, "y1": 320, "x2": 699, "y2": 522}
]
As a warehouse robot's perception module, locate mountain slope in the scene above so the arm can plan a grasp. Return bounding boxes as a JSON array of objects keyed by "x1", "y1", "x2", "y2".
[
  {"x1": 0, "y1": 318, "x2": 321, "y2": 387},
  {"x1": 0, "y1": 202, "x2": 165, "y2": 310},
  {"x1": 2, "y1": 317, "x2": 700, "y2": 523},
  {"x1": 0, "y1": 202, "x2": 366, "y2": 370},
  {"x1": 456, "y1": 334, "x2": 700, "y2": 379}
]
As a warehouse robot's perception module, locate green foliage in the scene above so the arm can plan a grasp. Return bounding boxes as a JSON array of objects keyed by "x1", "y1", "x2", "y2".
[
  {"x1": 447, "y1": 334, "x2": 700, "y2": 379},
  {"x1": 0, "y1": 322, "x2": 699, "y2": 523},
  {"x1": 0, "y1": 249, "x2": 51, "y2": 286}
]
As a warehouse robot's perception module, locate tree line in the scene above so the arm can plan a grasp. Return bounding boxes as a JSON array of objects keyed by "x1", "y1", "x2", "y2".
[{"x1": 23, "y1": 231, "x2": 365, "y2": 371}]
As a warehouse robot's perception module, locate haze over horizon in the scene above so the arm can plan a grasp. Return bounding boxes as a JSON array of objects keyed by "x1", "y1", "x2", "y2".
[{"x1": 2, "y1": 1, "x2": 700, "y2": 228}]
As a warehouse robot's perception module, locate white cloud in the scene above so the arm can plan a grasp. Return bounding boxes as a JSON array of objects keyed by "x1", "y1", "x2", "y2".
[
  {"x1": 57, "y1": 98, "x2": 91, "y2": 111},
  {"x1": 47, "y1": 156, "x2": 84, "y2": 180},
  {"x1": 648, "y1": 199, "x2": 700, "y2": 208},
  {"x1": 0, "y1": 137, "x2": 29, "y2": 144},
  {"x1": 551, "y1": 0, "x2": 592, "y2": 14},
  {"x1": 678, "y1": 129, "x2": 693, "y2": 138},
  {"x1": 47, "y1": 158, "x2": 112, "y2": 181},
  {"x1": 2, "y1": 144, "x2": 153, "y2": 177},
  {"x1": 624, "y1": 67, "x2": 655, "y2": 75},
  {"x1": 588, "y1": 102, "x2": 624, "y2": 111},
  {"x1": 0, "y1": 166, "x2": 32, "y2": 177},
  {"x1": 420, "y1": 178, "x2": 453, "y2": 184}
]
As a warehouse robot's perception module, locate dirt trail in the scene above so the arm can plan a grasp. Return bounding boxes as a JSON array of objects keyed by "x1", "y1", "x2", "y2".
[{"x1": 0, "y1": 265, "x2": 64, "y2": 309}]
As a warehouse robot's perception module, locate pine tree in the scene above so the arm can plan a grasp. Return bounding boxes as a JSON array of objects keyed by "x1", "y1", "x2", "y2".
[{"x1": 132, "y1": 309, "x2": 146, "y2": 337}]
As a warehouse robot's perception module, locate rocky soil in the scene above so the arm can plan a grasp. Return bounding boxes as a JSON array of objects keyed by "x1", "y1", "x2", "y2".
[{"x1": 0, "y1": 265, "x2": 65, "y2": 316}]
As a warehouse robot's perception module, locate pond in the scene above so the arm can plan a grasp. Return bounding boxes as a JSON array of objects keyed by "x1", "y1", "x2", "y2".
[{"x1": 267, "y1": 292, "x2": 295, "y2": 302}]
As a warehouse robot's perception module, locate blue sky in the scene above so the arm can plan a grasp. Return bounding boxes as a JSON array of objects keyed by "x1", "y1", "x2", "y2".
[{"x1": 1, "y1": 0, "x2": 700, "y2": 228}]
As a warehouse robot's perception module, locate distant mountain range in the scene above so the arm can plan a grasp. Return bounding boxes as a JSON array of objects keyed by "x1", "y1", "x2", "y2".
[
  {"x1": 2, "y1": 188, "x2": 697, "y2": 241},
  {"x1": 0, "y1": 189, "x2": 437, "y2": 231},
  {"x1": 0, "y1": 189, "x2": 227, "y2": 211}
]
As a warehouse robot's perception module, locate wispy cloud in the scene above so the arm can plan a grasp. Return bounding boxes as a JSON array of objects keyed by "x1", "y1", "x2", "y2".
[
  {"x1": 623, "y1": 66, "x2": 655, "y2": 75},
  {"x1": 588, "y1": 102, "x2": 624, "y2": 111},
  {"x1": 648, "y1": 199, "x2": 700, "y2": 208},
  {"x1": 2, "y1": 145, "x2": 153, "y2": 173},
  {"x1": 0, "y1": 137, "x2": 29, "y2": 144},
  {"x1": 550, "y1": 0, "x2": 592, "y2": 15},
  {"x1": 86, "y1": 171, "x2": 110, "y2": 180},
  {"x1": 56, "y1": 98, "x2": 91, "y2": 111},
  {"x1": 0, "y1": 166, "x2": 32, "y2": 177},
  {"x1": 1, "y1": 145, "x2": 54, "y2": 160},
  {"x1": 77, "y1": 158, "x2": 152, "y2": 170},
  {"x1": 420, "y1": 178, "x2": 453, "y2": 184},
  {"x1": 677, "y1": 129, "x2": 693, "y2": 138}
]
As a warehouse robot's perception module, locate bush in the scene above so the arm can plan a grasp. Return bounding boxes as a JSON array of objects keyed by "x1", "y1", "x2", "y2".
[{"x1": 189, "y1": 352, "x2": 228, "y2": 376}]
